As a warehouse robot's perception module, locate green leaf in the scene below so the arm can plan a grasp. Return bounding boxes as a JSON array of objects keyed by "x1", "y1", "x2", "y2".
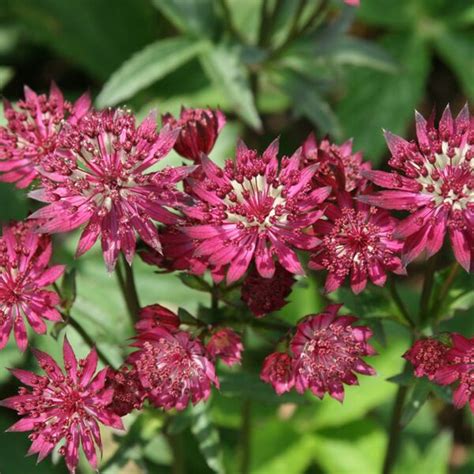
[
  {"x1": 177, "y1": 307, "x2": 201, "y2": 325},
  {"x1": 60, "y1": 268, "x2": 77, "y2": 313},
  {"x1": 190, "y1": 401, "x2": 225, "y2": 474},
  {"x1": 177, "y1": 273, "x2": 211, "y2": 293},
  {"x1": 434, "y1": 30, "x2": 474, "y2": 101},
  {"x1": 401, "y1": 378, "x2": 431, "y2": 427},
  {"x1": 199, "y1": 43, "x2": 262, "y2": 130},
  {"x1": 97, "y1": 37, "x2": 207, "y2": 107},
  {"x1": 337, "y1": 33, "x2": 430, "y2": 163},
  {"x1": 0, "y1": 66, "x2": 13, "y2": 90},
  {"x1": 416, "y1": 431, "x2": 452, "y2": 474}
]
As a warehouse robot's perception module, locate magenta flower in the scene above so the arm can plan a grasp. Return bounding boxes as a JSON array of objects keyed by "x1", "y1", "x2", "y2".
[
  {"x1": 0, "y1": 221, "x2": 64, "y2": 351},
  {"x1": 181, "y1": 139, "x2": 331, "y2": 284},
  {"x1": 206, "y1": 328, "x2": 243, "y2": 366},
  {"x1": 404, "y1": 338, "x2": 450, "y2": 380},
  {"x1": 0, "y1": 83, "x2": 90, "y2": 188},
  {"x1": 0, "y1": 338, "x2": 124, "y2": 473},
  {"x1": 105, "y1": 366, "x2": 145, "y2": 417},
  {"x1": 309, "y1": 192, "x2": 405, "y2": 294},
  {"x1": 241, "y1": 264, "x2": 295, "y2": 317},
  {"x1": 345, "y1": 0, "x2": 360, "y2": 5},
  {"x1": 28, "y1": 108, "x2": 189, "y2": 271},
  {"x1": 136, "y1": 304, "x2": 181, "y2": 333},
  {"x1": 360, "y1": 105, "x2": 474, "y2": 271},
  {"x1": 162, "y1": 107, "x2": 226, "y2": 162},
  {"x1": 260, "y1": 352, "x2": 295, "y2": 395},
  {"x1": 291, "y1": 304, "x2": 376, "y2": 402},
  {"x1": 435, "y1": 334, "x2": 474, "y2": 413},
  {"x1": 129, "y1": 326, "x2": 219, "y2": 410},
  {"x1": 302, "y1": 133, "x2": 371, "y2": 193}
]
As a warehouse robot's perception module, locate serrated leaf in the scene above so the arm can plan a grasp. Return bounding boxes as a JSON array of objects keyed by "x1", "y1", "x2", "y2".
[
  {"x1": 177, "y1": 273, "x2": 211, "y2": 293},
  {"x1": 190, "y1": 401, "x2": 225, "y2": 474},
  {"x1": 97, "y1": 37, "x2": 207, "y2": 107},
  {"x1": 199, "y1": 43, "x2": 262, "y2": 130},
  {"x1": 401, "y1": 378, "x2": 431, "y2": 427}
]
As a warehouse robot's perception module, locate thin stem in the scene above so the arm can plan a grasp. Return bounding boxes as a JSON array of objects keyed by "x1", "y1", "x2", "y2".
[
  {"x1": 165, "y1": 431, "x2": 185, "y2": 474},
  {"x1": 211, "y1": 284, "x2": 219, "y2": 312},
  {"x1": 116, "y1": 255, "x2": 141, "y2": 323},
  {"x1": 388, "y1": 278, "x2": 416, "y2": 329},
  {"x1": 418, "y1": 255, "x2": 438, "y2": 325},
  {"x1": 239, "y1": 399, "x2": 252, "y2": 474},
  {"x1": 434, "y1": 262, "x2": 461, "y2": 317}
]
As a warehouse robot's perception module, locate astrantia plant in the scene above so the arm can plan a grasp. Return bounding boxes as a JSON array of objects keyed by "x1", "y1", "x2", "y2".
[{"x1": 0, "y1": 81, "x2": 472, "y2": 474}]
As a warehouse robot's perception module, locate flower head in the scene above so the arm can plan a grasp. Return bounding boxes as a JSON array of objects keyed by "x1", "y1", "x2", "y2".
[
  {"x1": 181, "y1": 139, "x2": 331, "y2": 284},
  {"x1": 302, "y1": 133, "x2": 371, "y2": 193},
  {"x1": 360, "y1": 105, "x2": 474, "y2": 271},
  {"x1": 0, "y1": 83, "x2": 90, "y2": 188},
  {"x1": 29, "y1": 108, "x2": 189, "y2": 271},
  {"x1": 105, "y1": 366, "x2": 145, "y2": 417},
  {"x1": 0, "y1": 338, "x2": 124, "y2": 473},
  {"x1": 206, "y1": 328, "x2": 243, "y2": 366},
  {"x1": 129, "y1": 326, "x2": 219, "y2": 410},
  {"x1": 136, "y1": 304, "x2": 181, "y2": 333},
  {"x1": 162, "y1": 107, "x2": 226, "y2": 162},
  {"x1": 241, "y1": 264, "x2": 295, "y2": 317},
  {"x1": 0, "y1": 221, "x2": 64, "y2": 351},
  {"x1": 404, "y1": 337, "x2": 450, "y2": 380},
  {"x1": 291, "y1": 304, "x2": 376, "y2": 401},
  {"x1": 260, "y1": 352, "x2": 295, "y2": 395},
  {"x1": 309, "y1": 192, "x2": 404, "y2": 294}
]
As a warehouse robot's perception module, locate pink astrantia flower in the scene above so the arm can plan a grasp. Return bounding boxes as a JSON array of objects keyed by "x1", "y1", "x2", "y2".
[
  {"x1": 260, "y1": 352, "x2": 295, "y2": 395},
  {"x1": 435, "y1": 333, "x2": 474, "y2": 413},
  {"x1": 241, "y1": 264, "x2": 295, "y2": 317},
  {"x1": 206, "y1": 328, "x2": 243, "y2": 366},
  {"x1": 404, "y1": 337, "x2": 450, "y2": 380},
  {"x1": 345, "y1": 0, "x2": 359, "y2": 5},
  {"x1": 360, "y1": 105, "x2": 474, "y2": 271},
  {"x1": 181, "y1": 139, "x2": 331, "y2": 284},
  {"x1": 129, "y1": 326, "x2": 219, "y2": 410},
  {"x1": 136, "y1": 304, "x2": 181, "y2": 333},
  {"x1": 28, "y1": 108, "x2": 189, "y2": 271},
  {"x1": 0, "y1": 83, "x2": 90, "y2": 188},
  {"x1": 0, "y1": 221, "x2": 64, "y2": 351},
  {"x1": 302, "y1": 133, "x2": 371, "y2": 193},
  {"x1": 309, "y1": 192, "x2": 404, "y2": 294},
  {"x1": 0, "y1": 338, "x2": 124, "y2": 473},
  {"x1": 105, "y1": 366, "x2": 145, "y2": 417},
  {"x1": 291, "y1": 304, "x2": 376, "y2": 402},
  {"x1": 162, "y1": 107, "x2": 226, "y2": 162}
]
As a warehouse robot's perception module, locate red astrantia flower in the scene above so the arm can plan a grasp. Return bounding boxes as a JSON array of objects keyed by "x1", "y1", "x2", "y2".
[
  {"x1": 105, "y1": 366, "x2": 145, "y2": 417},
  {"x1": 206, "y1": 328, "x2": 243, "y2": 366},
  {"x1": 0, "y1": 221, "x2": 64, "y2": 351},
  {"x1": 129, "y1": 326, "x2": 219, "y2": 410},
  {"x1": 162, "y1": 107, "x2": 226, "y2": 162},
  {"x1": 404, "y1": 337, "x2": 450, "y2": 380},
  {"x1": 0, "y1": 338, "x2": 124, "y2": 473},
  {"x1": 0, "y1": 83, "x2": 90, "y2": 188},
  {"x1": 28, "y1": 108, "x2": 189, "y2": 271},
  {"x1": 136, "y1": 304, "x2": 181, "y2": 333},
  {"x1": 241, "y1": 264, "x2": 295, "y2": 317},
  {"x1": 302, "y1": 133, "x2": 371, "y2": 193},
  {"x1": 291, "y1": 304, "x2": 376, "y2": 402},
  {"x1": 181, "y1": 139, "x2": 331, "y2": 284},
  {"x1": 261, "y1": 352, "x2": 295, "y2": 395},
  {"x1": 309, "y1": 192, "x2": 405, "y2": 294},
  {"x1": 435, "y1": 333, "x2": 474, "y2": 413},
  {"x1": 360, "y1": 105, "x2": 474, "y2": 271}
]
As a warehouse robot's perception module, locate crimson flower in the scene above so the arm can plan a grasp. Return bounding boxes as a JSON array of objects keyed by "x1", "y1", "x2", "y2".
[
  {"x1": 181, "y1": 139, "x2": 331, "y2": 284},
  {"x1": 105, "y1": 366, "x2": 145, "y2": 417},
  {"x1": 206, "y1": 328, "x2": 243, "y2": 366},
  {"x1": 309, "y1": 192, "x2": 405, "y2": 294},
  {"x1": 241, "y1": 264, "x2": 295, "y2": 317},
  {"x1": 260, "y1": 352, "x2": 295, "y2": 395},
  {"x1": 291, "y1": 304, "x2": 376, "y2": 402},
  {"x1": 136, "y1": 304, "x2": 181, "y2": 333},
  {"x1": 0, "y1": 221, "x2": 64, "y2": 351},
  {"x1": 404, "y1": 337, "x2": 450, "y2": 380},
  {"x1": 0, "y1": 338, "x2": 124, "y2": 473},
  {"x1": 28, "y1": 108, "x2": 189, "y2": 271},
  {"x1": 360, "y1": 105, "x2": 474, "y2": 271},
  {"x1": 162, "y1": 107, "x2": 226, "y2": 162},
  {"x1": 0, "y1": 83, "x2": 90, "y2": 188},
  {"x1": 129, "y1": 326, "x2": 219, "y2": 410}
]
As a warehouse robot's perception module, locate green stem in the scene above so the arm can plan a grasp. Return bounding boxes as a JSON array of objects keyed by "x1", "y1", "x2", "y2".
[
  {"x1": 434, "y1": 262, "x2": 460, "y2": 318},
  {"x1": 418, "y1": 255, "x2": 438, "y2": 325},
  {"x1": 211, "y1": 284, "x2": 219, "y2": 312},
  {"x1": 116, "y1": 255, "x2": 141, "y2": 323},
  {"x1": 166, "y1": 431, "x2": 185, "y2": 474},
  {"x1": 240, "y1": 399, "x2": 252, "y2": 474},
  {"x1": 388, "y1": 278, "x2": 416, "y2": 329}
]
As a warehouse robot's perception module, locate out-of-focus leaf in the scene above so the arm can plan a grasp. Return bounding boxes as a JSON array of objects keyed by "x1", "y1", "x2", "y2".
[
  {"x1": 357, "y1": 0, "x2": 414, "y2": 28},
  {"x1": 11, "y1": 0, "x2": 155, "y2": 80},
  {"x1": 178, "y1": 307, "x2": 201, "y2": 325},
  {"x1": 199, "y1": 43, "x2": 262, "y2": 130},
  {"x1": 416, "y1": 431, "x2": 452, "y2": 474},
  {"x1": 0, "y1": 26, "x2": 20, "y2": 54},
  {"x1": 0, "y1": 338, "x2": 26, "y2": 383},
  {"x1": 0, "y1": 182, "x2": 28, "y2": 222},
  {"x1": 0, "y1": 66, "x2": 13, "y2": 89},
  {"x1": 97, "y1": 37, "x2": 207, "y2": 107},
  {"x1": 434, "y1": 30, "x2": 474, "y2": 101},
  {"x1": 190, "y1": 401, "x2": 225, "y2": 474},
  {"x1": 151, "y1": 0, "x2": 217, "y2": 37},
  {"x1": 401, "y1": 378, "x2": 431, "y2": 427},
  {"x1": 225, "y1": 0, "x2": 262, "y2": 44},
  {"x1": 60, "y1": 268, "x2": 77, "y2": 313},
  {"x1": 337, "y1": 33, "x2": 430, "y2": 162},
  {"x1": 387, "y1": 371, "x2": 415, "y2": 386},
  {"x1": 177, "y1": 273, "x2": 211, "y2": 293}
]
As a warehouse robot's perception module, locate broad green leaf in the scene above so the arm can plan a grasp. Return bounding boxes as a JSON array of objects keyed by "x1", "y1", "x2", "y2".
[
  {"x1": 336, "y1": 33, "x2": 430, "y2": 162},
  {"x1": 97, "y1": 37, "x2": 207, "y2": 107},
  {"x1": 190, "y1": 401, "x2": 225, "y2": 474},
  {"x1": 434, "y1": 30, "x2": 474, "y2": 101},
  {"x1": 199, "y1": 43, "x2": 262, "y2": 130},
  {"x1": 401, "y1": 378, "x2": 431, "y2": 427}
]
